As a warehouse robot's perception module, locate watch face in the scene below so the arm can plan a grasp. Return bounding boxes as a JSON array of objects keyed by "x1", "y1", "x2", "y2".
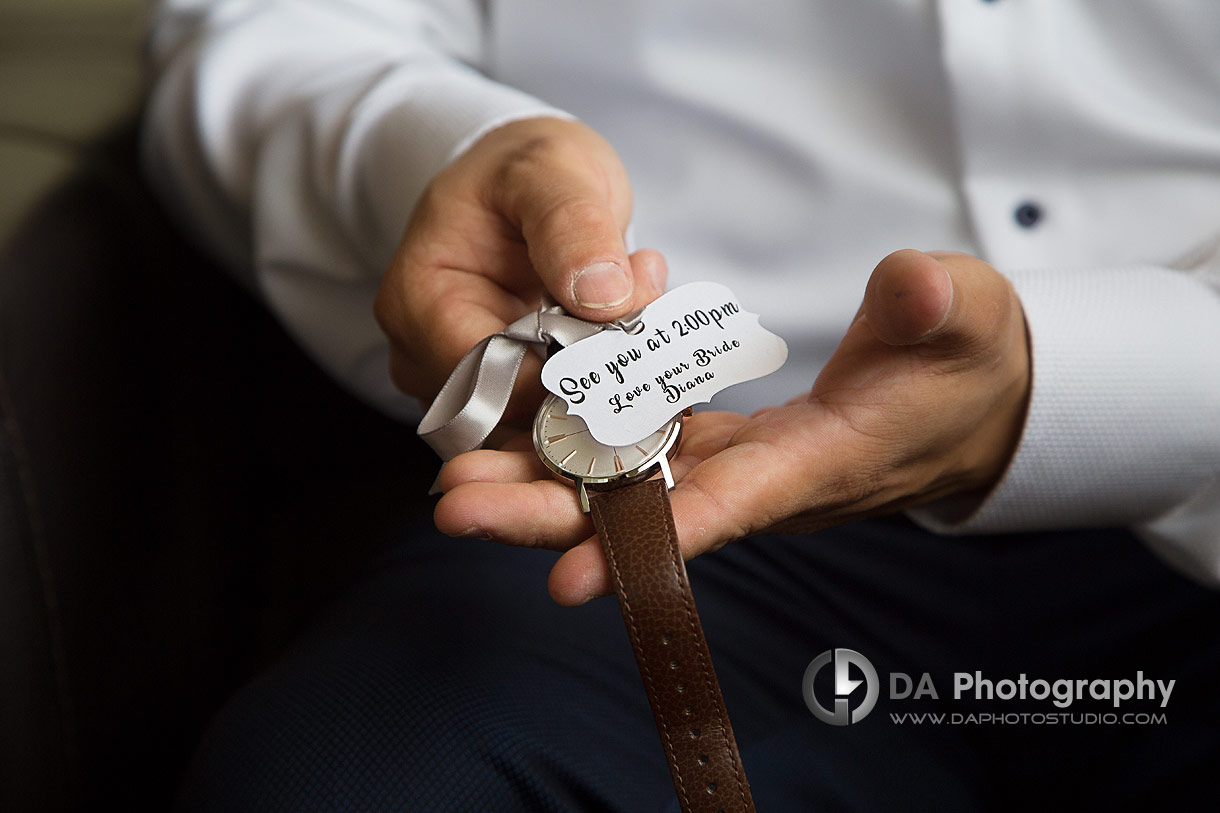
[{"x1": 534, "y1": 394, "x2": 679, "y2": 483}]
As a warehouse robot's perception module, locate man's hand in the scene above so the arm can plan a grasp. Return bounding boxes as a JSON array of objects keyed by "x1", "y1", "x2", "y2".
[
  {"x1": 374, "y1": 116, "x2": 667, "y2": 424},
  {"x1": 434, "y1": 250, "x2": 1031, "y2": 605}
]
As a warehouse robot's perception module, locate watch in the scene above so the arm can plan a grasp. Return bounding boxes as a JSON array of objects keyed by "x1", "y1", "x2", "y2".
[{"x1": 533, "y1": 394, "x2": 756, "y2": 813}]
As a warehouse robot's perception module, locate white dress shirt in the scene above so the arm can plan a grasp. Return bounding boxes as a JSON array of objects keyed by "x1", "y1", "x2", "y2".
[{"x1": 143, "y1": 0, "x2": 1220, "y2": 581}]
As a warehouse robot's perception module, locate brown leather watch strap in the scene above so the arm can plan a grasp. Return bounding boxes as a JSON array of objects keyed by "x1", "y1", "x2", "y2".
[{"x1": 589, "y1": 479, "x2": 755, "y2": 813}]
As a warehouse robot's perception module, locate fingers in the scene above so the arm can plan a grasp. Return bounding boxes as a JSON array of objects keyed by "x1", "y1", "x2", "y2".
[
  {"x1": 436, "y1": 247, "x2": 1030, "y2": 610},
  {"x1": 432, "y1": 440, "x2": 703, "y2": 557},
  {"x1": 627, "y1": 248, "x2": 669, "y2": 304},
  {"x1": 434, "y1": 448, "x2": 594, "y2": 549},
  {"x1": 435, "y1": 448, "x2": 546, "y2": 491},
  {"x1": 548, "y1": 538, "x2": 612, "y2": 606},
  {"x1": 383, "y1": 248, "x2": 665, "y2": 409},
  {"x1": 435, "y1": 479, "x2": 594, "y2": 549},
  {"x1": 377, "y1": 117, "x2": 666, "y2": 410},
  {"x1": 547, "y1": 408, "x2": 832, "y2": 607},
  {"x1": 436, "y1": 409, "x2": 770, "y2": 606},
  {"x1": 667, "y1": 409, "x2": 824, "y2": 553}
]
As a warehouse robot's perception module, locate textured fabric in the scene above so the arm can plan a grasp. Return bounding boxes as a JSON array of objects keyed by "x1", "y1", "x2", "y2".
[
  {"x1": 175, "y1": 519, "x2": 1220, "y2": 811},
  {"x1": 911, "y1": 265, "x2": 1220, "y2": 536},
  {"x1": 143, "y1": 0, "x2": 1220, "y2": 578}
]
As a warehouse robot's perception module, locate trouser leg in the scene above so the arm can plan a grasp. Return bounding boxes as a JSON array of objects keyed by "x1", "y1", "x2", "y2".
[{"x1": 176, "y1": 518, "x2": 1220, "y2": 811}]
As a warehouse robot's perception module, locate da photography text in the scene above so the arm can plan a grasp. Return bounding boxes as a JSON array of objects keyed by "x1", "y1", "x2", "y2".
[{"x1": 803, "y1": 648, "x2": 1175, "y2": 727}]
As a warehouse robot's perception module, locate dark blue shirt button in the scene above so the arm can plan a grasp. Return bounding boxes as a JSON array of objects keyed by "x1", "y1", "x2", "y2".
[{"x1": 1014, "y1": 202, "x2": 1043, "y2": 228}]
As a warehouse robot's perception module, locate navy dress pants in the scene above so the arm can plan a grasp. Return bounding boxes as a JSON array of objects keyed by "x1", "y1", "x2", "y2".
[{"x1": 176, "y1": 517, "x2": 1220, "y2": 811}]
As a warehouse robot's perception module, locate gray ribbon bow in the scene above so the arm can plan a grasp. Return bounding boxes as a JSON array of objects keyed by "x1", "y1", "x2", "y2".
[{"x1": 418, "y1": 303, "x2": 615, "y2": 463}]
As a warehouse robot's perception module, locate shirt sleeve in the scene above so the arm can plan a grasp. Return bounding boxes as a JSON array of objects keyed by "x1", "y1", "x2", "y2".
[
  {"x1": 910, "y1": 252, "x2": 1220, "y2": 583},
  {"x1": 142, "y1": 0, "x2": 570, "y2": 417}
]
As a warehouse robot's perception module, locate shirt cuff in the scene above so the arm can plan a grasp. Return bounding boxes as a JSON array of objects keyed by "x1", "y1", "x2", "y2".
[{"x1": 909, "y1": 265, "x2": 1220, "y2": 534}]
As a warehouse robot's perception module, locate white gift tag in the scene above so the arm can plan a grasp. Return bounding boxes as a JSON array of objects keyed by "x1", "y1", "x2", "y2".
[{"x1": 541, "y1": 282, "x2": 788, "y2": 446}]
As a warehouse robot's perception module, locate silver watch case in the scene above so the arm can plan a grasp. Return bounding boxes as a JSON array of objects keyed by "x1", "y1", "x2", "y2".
[{"x1": 532, "y1": 393, "x2": 682, "y2": 513}]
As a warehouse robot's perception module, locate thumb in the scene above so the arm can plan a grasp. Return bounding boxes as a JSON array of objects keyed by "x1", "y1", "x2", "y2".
[
  {"x1": 862, "y1": 249, "x2": 955, "y2": 346},
  {"x1": 523, "y1": 194, "x2": 635, "y2": 319},
  {"x1": 863, "y1": 249, "x2": 1019, "y2": 359},
  {"x1": 493, "y1": 128, "x2": 647, "y2": 321}
]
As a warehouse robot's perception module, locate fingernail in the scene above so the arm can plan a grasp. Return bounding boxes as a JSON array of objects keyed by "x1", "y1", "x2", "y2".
[
  {"x1": 923, "y1": 264, "x2": 955, "y2": 339},
  {"x1": 573, "y1": 262, "x2": 631, "y2": 309}
]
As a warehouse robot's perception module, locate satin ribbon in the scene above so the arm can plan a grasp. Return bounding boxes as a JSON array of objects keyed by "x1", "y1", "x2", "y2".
[{"x1": 418, "y1": 303, "x2": 622, "y2": 463}]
